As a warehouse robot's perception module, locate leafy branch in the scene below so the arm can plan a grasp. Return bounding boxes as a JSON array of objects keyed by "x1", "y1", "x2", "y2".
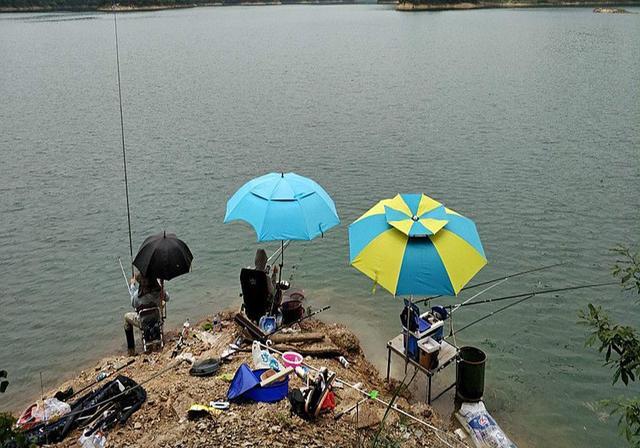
[
  {"x1": 612, "y1": 245, "x2": 640, "y2": 294},
  {"x1": 580, "y1": 244, "x2": 640, "y2": 447}
]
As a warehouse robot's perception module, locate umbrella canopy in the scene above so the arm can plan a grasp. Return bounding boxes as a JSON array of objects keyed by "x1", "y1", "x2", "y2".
[
  {"x1": 224, "y1": 172, "x2": 340, "y2": 242},
  {"x1": 133, "y1": 231, "x2": 193, "y2": 280},
  {"x1": 349, "y1": 193, "x2": 486, "y2": 296}
]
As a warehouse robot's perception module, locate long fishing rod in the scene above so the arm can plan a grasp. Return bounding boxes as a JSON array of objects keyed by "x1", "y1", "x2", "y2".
[
  {"x1": 267, "y1": 305, "x2": 331, "y2": 337},
  {"x1": 112, "y1": 0, "x2": 133, "y2": 276},
  {"x1": 67, "y1": 359, "x2": 135, "y2": 400},
  {"x1": 414, "y1": 261, "x2": 565, "y2": 306},
  {"x1": 450, "y1": 277, "x2": 508, "y2": 315},
  {"x1": 447, "y1": 281, "x2": 616, "y2": 310},
  {"x1": 451, "y1": 293, "x2": 536, "y2": 336},
  {"x1": 267, "y1": 240, "x2": 290, "y2": 265},
  {"x1": 118, "y1": 257, "x2": 130, "y2": 292}
]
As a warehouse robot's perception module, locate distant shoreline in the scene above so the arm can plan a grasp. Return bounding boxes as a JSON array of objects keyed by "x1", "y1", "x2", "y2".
[
  {"x1": 0, "y1": 0, "x2": 355, "y2": 13},
  {"x1": 394, "y1": 0, "x2": 640, "y2": 10},
  {"x1": 0, "y1": 0, "x2": 637, "y2": 12}
]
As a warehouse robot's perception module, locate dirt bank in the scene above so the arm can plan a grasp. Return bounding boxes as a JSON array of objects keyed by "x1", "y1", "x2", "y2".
[{"x1": 21, "y1": 312, "x2": 464, "y2": 447}]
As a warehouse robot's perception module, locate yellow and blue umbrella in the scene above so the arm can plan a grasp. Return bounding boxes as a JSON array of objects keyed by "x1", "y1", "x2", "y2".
[{"x1": 349, "y1": 193, "x2": 487, "y2": 296}]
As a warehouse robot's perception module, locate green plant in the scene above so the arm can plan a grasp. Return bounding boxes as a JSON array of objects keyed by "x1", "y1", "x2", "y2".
[
  {"x1": 0, "y1": 413, "x2": 33, "y2": 448},
  {"x1": 580, "y1": 245, "x2": 640, "y2": 446}
]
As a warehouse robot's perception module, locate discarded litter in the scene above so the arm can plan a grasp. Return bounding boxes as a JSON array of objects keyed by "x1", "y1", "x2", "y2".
[
  {"x1": 208, "y1": 401, "x2": 230, "y2": 410},
  {"x1": 17, "y1": 397, "x2": 71, "y2": 430},
  {"x1": 187, "y1": 404, "x2": 222, "y2": 420},
  {"x1": 252, "y1": 341, "x2": 283, "y2": 371},
  {"x1": 176, "y1": 352, "x2": 195, "y2": 365},
  {"x1": 79, "y1": 430, "x2": 107, "y2": 448},
  {"x1": 216, "y1": 373, "x2": 234, "y2": 382},
  {"x1": 455, "y1": 401, "x2": 517, "y2": 448}
]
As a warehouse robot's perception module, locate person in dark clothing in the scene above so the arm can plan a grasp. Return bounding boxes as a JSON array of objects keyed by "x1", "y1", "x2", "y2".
[{"x1": 124, "y1": 272, "x2": 169, "y2": 356}]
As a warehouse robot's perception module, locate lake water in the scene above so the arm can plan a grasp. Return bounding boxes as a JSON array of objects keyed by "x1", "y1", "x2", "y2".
[{"x1": 1, "y1": 5, "x2": 639, "y2": 446}]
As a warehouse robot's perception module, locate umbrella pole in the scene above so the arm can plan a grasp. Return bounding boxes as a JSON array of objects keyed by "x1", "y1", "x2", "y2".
[{"x1": 278, "y1": 240, "x2": 284, "y2": 284}]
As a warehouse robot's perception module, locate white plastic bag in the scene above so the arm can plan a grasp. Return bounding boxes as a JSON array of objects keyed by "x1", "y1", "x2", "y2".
[
  {"x1": 33, "y1": 398, "x2": 71, "y2": 423},
  {"x1": 251, "y1": 341, "x2": 283, "y2": 371},
  {"x1": 456, "y1": 401, "x2": 517, "y2": 448}
]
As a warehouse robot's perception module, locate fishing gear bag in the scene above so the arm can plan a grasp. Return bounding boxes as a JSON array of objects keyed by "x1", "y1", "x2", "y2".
[
  {"x1": 25, "y1": 375, "x2": 146, "y2": 445},
  {"x1": 288, "y1": 388, "x2": 313, "y2": 421}
]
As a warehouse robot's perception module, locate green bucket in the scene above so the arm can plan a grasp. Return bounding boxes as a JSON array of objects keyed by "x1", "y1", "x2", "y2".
[{"x1": 456, "y1": 346, "x2": 486, "y2": 402}]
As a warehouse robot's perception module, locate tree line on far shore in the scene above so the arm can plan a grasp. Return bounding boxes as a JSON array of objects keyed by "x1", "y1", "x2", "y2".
[{"x1": 0, "y1": 0, "x2": 197, "y2": 10}]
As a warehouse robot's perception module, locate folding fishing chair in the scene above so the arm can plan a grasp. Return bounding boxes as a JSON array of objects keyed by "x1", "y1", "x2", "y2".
[
  {"x1": 240, "y1": 268, "x2": 273, "y2": 323},
  {"x1": 138, "y1": 307, "x2": 164, "y2": 353}
]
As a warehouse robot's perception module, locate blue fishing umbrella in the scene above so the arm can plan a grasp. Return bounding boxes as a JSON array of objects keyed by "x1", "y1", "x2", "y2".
[{"x1": 224, "y1": 172, "x2": 340, "y2": 242}]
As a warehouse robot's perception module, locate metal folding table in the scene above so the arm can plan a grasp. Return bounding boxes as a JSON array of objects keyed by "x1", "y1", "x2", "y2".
[{"x1": 386, "y1": 334, "x2": 458, "y2": 404}]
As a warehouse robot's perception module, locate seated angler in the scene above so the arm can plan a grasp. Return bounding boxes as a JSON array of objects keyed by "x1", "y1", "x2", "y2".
[
  {"x1": 254, "y1": 248, "x2": 278, "y2": 302},
  {"x1": 124, "y1": 272, "x2": 169, "y2": 356}
]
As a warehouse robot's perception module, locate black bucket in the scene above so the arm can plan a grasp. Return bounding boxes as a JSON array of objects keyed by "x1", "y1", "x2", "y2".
[
  {"x1": 281, "y1": 300, "x2": 304, "y2": 324},
  {"x1": 456, "y1": 346, "x2": 486, "y2": 402}
]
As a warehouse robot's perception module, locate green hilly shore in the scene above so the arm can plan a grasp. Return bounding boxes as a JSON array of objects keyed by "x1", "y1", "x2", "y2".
[{"x1": 0, "y1": 0, "x2": 638, "y2": 11}]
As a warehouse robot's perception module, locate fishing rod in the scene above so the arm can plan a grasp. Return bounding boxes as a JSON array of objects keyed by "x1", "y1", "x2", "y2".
[
  {"x1": 67, "y1": 359, "x2": 135, "y2": 400},
  {"x1": 414, "y1": 261, "x2": 565, "y2": 306},
  {"x1": 267, "y1": 305, "x2": 331, "y2": 337},
  {"x1": 267, "y1": 240, "x2": 290, "y2": 265},
  {"x1": 46, "y1": 360, "x2": 185, "y2": 422},
  {"x1": 451, "y1": 293, "x2": 536, "y2": 336},
  {"x1": 450, "y1": 278, "x2": 508, "y2": 315},
  {"x1": 446, "y1": 281, "x2": 617, "y2": 310},
  {"x1": 118, "y1": 257, "x2": 130, "y2": 292},
  {"x1": 112, "y1": 0, "x2": 133, "y2": 276}
]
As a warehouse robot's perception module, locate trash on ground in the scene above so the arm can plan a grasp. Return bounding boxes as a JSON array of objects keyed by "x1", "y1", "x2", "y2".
[
  {"x1": 252, "y1": 341, "x2": 283, "y2": 371},
  {"x1": 79, "y1": 430, "x2": 107, "y2": 448},
  {"x1": 455, "y1": 401, "x2": 517, "y2": 448},
  {"x1": 187, "y1": 403, "x2": 222, "y2": 420}
]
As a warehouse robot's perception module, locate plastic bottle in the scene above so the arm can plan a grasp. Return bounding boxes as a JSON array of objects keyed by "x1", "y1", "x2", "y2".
[
  {"x1": 80, "y1": 431, "x2": 106, "y2": 448},
  {"x1": 95, "y1": 372, "x2": 108, "y2": 382},
  {"x1": 338, "y1": 356, "x2": 350, "y2": 369}
]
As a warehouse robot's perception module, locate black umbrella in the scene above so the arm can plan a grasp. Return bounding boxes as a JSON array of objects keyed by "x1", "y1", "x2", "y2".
[{"x1": 133, "y1": 231, "x2": 193, "y2": 280}]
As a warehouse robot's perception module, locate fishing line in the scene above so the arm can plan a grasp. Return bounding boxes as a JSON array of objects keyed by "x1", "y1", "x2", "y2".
[
  {"x1": 112, "y1": 0, "x2": 133, "y2": 274},
  {"x1": 448, "y1": 281, "x2": 616, "y2": 336},
  {"x1": 450, "y1": 278, "x2": 509, "y2": 315},
  {"x1": 414, "y1": 262, "x2": 565, "y2": 306},
  {"x1": 451, "y1": 294, "x2": 536, "y2": 336},
  {"x1": 448, "y1": 281, "x2": 617, "y2": 309}
]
